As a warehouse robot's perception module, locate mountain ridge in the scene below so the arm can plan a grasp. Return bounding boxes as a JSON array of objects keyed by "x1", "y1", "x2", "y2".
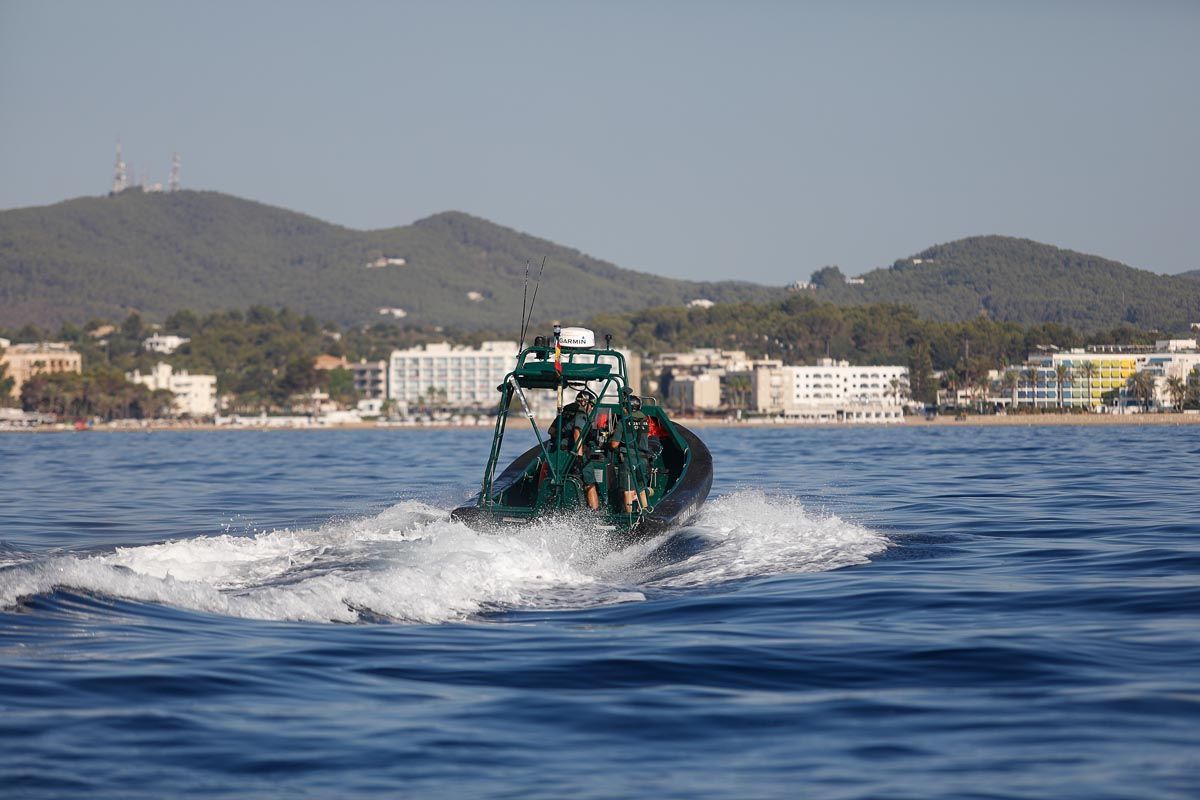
[
  {"x1": 808, "y1": 235, "x2": 1199, "y2": 333},
  {"x1": 2, "y1": 192, "x2": 1197, "y2": 333},
  {"x1": 0, "y1": 191, "x2": 780, "y2": 329}
]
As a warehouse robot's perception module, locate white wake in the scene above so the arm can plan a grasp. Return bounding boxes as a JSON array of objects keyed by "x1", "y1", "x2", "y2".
[{"x1": 0, "y1": 491, "x2": 888, "y2": 624}]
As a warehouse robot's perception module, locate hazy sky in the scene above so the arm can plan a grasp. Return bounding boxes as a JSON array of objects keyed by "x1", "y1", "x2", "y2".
[{"x1": 1, "y1": 1, "x2": 1197, "y2": 283}]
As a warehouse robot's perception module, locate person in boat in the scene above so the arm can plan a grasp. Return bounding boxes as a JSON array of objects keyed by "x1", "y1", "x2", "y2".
[
  {"x1": 546, "y1": 388, "x2": 610, "y2": 511},
  {"x1": 547, "y1": 389, "x2": 596, "y2": 455},
  {"x1": 615, "y1": 394, "x2": 652, "y2": 513}
]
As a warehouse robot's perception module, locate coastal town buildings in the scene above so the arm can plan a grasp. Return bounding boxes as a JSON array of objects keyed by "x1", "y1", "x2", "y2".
[
  {"x1": 668, "y1": 373, "x2": 722, "y2": 411},
  {"x1": 312, "y1": 355, "x2": 351, "y2": 371},
  {"x1": 126, "y1": 362, "x2": 217, "y2": 417},
  {"x1": 1011, "y1": 351, "x2": 1139, "y2": 409},
  {"x1": 650, "y1": 348, "x2": 767, "y2": 375},
  {"x1": 1005, "y1": 339, "x2": 1200, "y2": 411},
  {"x1": 752, "y1": 358, "x2": 908, "y2": 422},
  {"x1": 351, "y1": 360, "x2": 387, "y2": 400},
  {"x1": 648, "y1": 348, "x2": 780, "y2": 410},
  {"x1": 388, "y1": 341, "x2": 520, "y2": 410},
  {"x1": 387, "y1": 340, "x2": 640, "y2": 413},
  {"x1": 365, "y1": 256, "x2": 407, "y2": 268},
  {"x1": 0, "y1": 341, "x2": 83, "y2": 399},
  {"x1": 142, "y1": 334, "x2": 190, "y2": 354}
]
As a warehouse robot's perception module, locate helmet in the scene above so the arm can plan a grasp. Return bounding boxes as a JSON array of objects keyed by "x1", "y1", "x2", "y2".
[
  {"x1": 576, "y1": 389, "x2": 596, "y2": 405},
  {"x1": 628, "y1": 395, "x2": 642, "y2": 411}
]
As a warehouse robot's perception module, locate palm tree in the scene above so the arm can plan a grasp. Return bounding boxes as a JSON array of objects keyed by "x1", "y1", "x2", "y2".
[
  {"x1": 0, "y1": 348, "x2": 14, "y2": 404},
  {"x1": 1129, "y1": 371, "x2": 1156, "y2": 411},
  {"x1": 1165, "y1": 376, "x2": 1186, "y2": 411},
  {"x1": 1022, "y1": 366, "x2": 1040, "y2": 409},
  {"x1": 943, "y1": 369, "x2": 960, "y2": 410},
  {"x1": 1053, "y1": 364, "x2": 1073, "y2": 409},
  {"x1": 725, "y1": 374, "x2": 752, "y2": 410},
  {"x1": 973, "y1": 372, "x2": 991, "y2": 413},
  {"x1": 1002, "y1": 370, "x2": 1019, "y2": 410},
  {"x1": 1078, "y1": 361, "x2": 1098, "y2": 411}
]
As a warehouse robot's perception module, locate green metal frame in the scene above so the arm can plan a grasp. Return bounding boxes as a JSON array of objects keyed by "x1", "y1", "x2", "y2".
[{"x1": 478, "y1": 343, "x2": 653, "y2": 522}]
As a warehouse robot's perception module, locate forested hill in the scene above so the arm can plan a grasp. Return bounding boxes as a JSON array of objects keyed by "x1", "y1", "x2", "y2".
[
  {"x1": 4, "y1": 193, "x2": 1195, "y2": 333},
  {"x1": 0, "y1": 191, "x2": 780, "y2": 329},
  {"x1": 1180, "y1": 269, "x2": 1200, "y2": 283},
  {"x1": 809, "y1": 236, "x2": 1200, "y2": 333}
]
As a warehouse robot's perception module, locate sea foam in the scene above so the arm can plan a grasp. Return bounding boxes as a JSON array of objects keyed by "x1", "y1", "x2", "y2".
[{"x1": 0, "y1": 492, "x2": 888, "y2": 623}]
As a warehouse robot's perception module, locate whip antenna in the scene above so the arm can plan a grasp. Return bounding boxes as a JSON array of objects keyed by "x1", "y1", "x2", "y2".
[
  {"x1": 523, "y1": 256, "x2": 546, "y2": 343},
  {"x1": 518, "y1": 260, "x2": 531, "y2": 349}
]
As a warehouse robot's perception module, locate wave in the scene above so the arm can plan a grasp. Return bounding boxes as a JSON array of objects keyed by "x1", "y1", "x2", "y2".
[{"x1": 0, "y1": 491, "x2": 889, "y2": 624}]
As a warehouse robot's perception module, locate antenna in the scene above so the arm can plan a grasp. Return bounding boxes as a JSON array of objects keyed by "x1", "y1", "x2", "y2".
[
  {"x1": 111, "y1": 138, "x2": 128, "y2": 194},
  {"x1": 168, "y1": 152, "x2": 180, "y2": 192},
  {"x1": 518, "y1": 260, "x2": 531, "y2": 350},
  {"x1": 524, "y1": 256, "x2": 547, "y2": 341}
]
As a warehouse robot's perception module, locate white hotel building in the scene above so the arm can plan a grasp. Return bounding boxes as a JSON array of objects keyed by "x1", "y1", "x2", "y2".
[
  {"x1": 388, "y1": 341, "x2": 519, "y2": 410},
  {"x1": 126, "y1": 362, "x2": 218, "y2": 417},
  {"x1": 752, "y1": 358, "x2": 908, "y2": 422},
  {"x1": 387, "y1": 339, "x2": 641, "y2": 413}
]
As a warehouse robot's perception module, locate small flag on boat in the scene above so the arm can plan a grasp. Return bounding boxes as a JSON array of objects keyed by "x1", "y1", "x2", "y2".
[{"x1": 554, "y1": 338, "x2": 562, "y2": 374}]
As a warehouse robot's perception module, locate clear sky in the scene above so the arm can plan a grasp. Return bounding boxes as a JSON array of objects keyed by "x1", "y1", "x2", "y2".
[{"x1": 1, "y1": 1, "x2": 1197, "y2": 283}]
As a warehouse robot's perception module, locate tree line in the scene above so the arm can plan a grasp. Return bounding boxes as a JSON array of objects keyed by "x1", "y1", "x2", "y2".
[
  {"x1": 589, "y1": 293, "x2": 1165, "y2": 404},
  {"x1": 2, "y1": 306, "x2": 495, "y2": 418},
  {"x1": 3, "y1": 296, "x2": 1192, "y2": 418}
]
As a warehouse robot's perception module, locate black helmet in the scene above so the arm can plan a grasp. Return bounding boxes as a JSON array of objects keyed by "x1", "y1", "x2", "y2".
[{"x1": 628, "y1": 395, "x2": 642, "y2": 411}]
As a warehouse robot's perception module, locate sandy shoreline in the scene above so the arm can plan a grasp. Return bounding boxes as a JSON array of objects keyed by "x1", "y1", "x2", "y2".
[
  {"x1": 4, "y1": 411, "x2": 1199, "y2": 433},
  {"x1": 695, "y1": 412, "x2": 1200, "y2": 428},
  {"x1": 896, "y1": 412, "x2": 1200, "y2": 427}
]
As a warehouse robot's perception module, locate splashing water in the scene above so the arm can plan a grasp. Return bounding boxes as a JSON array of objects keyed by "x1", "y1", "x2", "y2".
[{"x1": 0, "y1": 491, "x2": 888, "y2": 624}]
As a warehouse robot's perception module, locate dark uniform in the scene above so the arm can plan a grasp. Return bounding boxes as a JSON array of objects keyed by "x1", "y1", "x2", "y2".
[
  {"x1": 618, "y1": 408, "x2": 651, "y2": 495},
  {"x1": 575, "y1": 406, "x2": 608, "y2": 489},
  {"x1": 547, "y1": 401, "x2": 590, "y2": 451}
]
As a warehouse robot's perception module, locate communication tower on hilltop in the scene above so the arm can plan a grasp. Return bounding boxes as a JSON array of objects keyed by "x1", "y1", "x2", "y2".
[
  {"x1": 111, "y1": 138, "x2": 129, "y2": 194},
  {"x1": 168, "y1": 152, "x2": 180, "y2": 192}
]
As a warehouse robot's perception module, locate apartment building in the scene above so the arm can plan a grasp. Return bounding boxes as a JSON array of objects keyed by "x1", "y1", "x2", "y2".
[
  {"x1": 649, "y1": 347, "x2": 780, "y2": 409},
  {"x1": 0, "y1": 341, "x2": 83, "y2": 399},
  {"x1": 1010, "y1": 341, "x2": 1200, "y2": 409},
  {"x1": 126, "y1": 362, "x2": 218, "y2": 417},
  {"x1": 388, "y1": 340, "x2": 640, "y2": 413},
  {"x1": 668, "y1": 373, "x2": 722, "y2": 411},
  {"x1": 388, "y1": 341, "x2": 519, "y2": 409},
  {"x1": 351, "y1": 359, "x2": 388, "y2": 400},
  {"x1": 752, "y1": 358, "x2": 908, "y2": 423}
]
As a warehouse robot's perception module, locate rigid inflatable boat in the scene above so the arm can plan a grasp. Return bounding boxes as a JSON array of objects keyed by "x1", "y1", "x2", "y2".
[{"x1": 452, "y1": 326, "x2": 712, "y2": 536}]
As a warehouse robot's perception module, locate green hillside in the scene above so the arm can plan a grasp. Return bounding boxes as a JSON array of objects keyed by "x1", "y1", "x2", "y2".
[
  {"x1": 0, "y1": 191, "x2": 780, "y2": 329},
  {"x1": 1180, "y1": 269, "x2": 1200, "y2": 283},
  {"x1": 5, "y1": 194, "x2": 1196, "y2": 334},
  {"x1": 808, "y1": 236, "x2": 1200, "y2": 333}
]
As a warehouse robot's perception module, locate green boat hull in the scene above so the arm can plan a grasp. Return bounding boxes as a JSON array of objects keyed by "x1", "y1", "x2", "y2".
[{"x1": 452, "y1": 418, "x2": 711, "y2": 536}]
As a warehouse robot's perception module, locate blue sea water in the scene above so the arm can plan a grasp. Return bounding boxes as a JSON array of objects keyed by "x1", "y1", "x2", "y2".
[{"x1": 1, "y1": 425, "x2": 1197, "y2": 799}]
